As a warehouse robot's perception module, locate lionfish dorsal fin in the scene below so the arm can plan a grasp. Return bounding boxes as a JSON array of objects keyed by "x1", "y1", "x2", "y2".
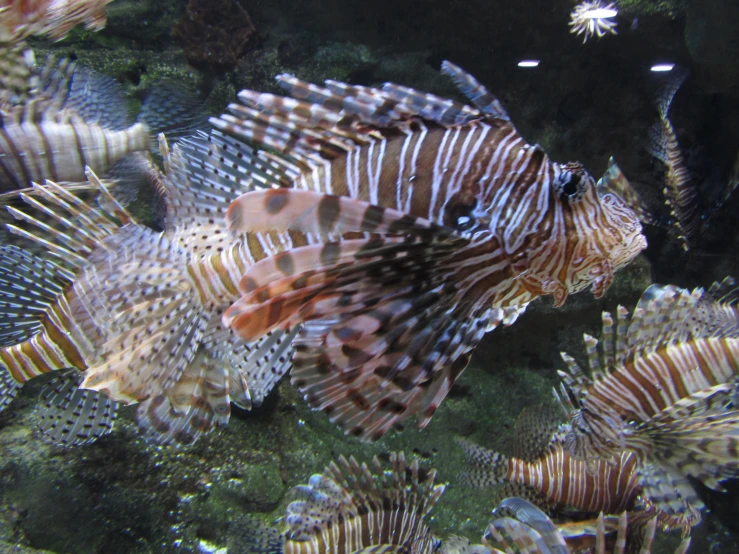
[
  {"x1": 653, "y1": 67, "x2": 689, "y2": 121},
  {"x1": 36, "y1": 369, "x2": 118, "y2": 446},
  {"x1": 6, "y1": 172, "x2": 133, "y2": 267},
  {"x1": 380, "y1": 82, "x2": 483, "y2": 127},
  {"x1": 616, "y1": 283, "x2": 739, "y2": 365},
  {"x1": 440, "y1": 60, "x2": 510, "y2": 121},
  {"x1": 596, "y1": 157, "x2": 654, "y2": 225},
  {"x1": 513, "y1": 404, "x2": 565, "y2": 462}
]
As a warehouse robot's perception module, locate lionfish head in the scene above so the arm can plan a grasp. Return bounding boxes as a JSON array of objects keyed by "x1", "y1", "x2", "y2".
[
  {"x1": 565, "y1": 408, "x2": 622, "y2": 462},
  {"x1": 551, "y1": 161, "x2": 646, "y2": 300}
]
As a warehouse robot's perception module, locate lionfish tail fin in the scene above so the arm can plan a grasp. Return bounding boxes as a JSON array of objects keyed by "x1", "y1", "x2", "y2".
[
  {"x1": 36, "y1": 369, "x2": 119, "y2": 446},
  {"x1": 228, "y1": 515, "x2": 284, "y2": 554},
  {"x1": 456, "y1": 438, "x2": 509, "y2": 487},
  {"x1": 513, "y1": 404, "x2": 566, "y2": 462}
]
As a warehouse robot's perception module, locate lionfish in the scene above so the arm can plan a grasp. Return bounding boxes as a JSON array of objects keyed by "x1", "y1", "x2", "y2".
[
  {"x1": 232, "y1": 452, "x2": 446, "y2": 553},
  {"x1": 212, "y1": 62, "x2": 646, "y2": 441},
  {"x1": 557, "y1": 279, "x2": 739, "y2": 532},
  {"x1": 458, "y1": 405, "x2": 642, "y2": 516},
  {"x1": 647, "y1": 70, "x2": 739, "y2": 251},
  {"x1": 0, "y1": 0, "x2": 113, "y2": 45},
  {"x1": 483, "y1": 498, "x2": 691, "y2": 554},
  {"x1": 0, "y1": 134, "x2": 297, "y2": 446},
  {"x1": 0, "y1": 47, "x2": 205, "y2": 194}
]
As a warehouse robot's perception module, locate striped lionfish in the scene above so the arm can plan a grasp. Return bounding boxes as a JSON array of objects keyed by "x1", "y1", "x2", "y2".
[
  {"x1": 0, "y1": 0, "x2": 113, "y2": 45},
  {"x1": 482, "y1": 497, "x2": 691, "y2": 554},
  {"x1": 0, "y1": 133, "x2": 297, "y2": 446},
  {"x1": 557, "y1": 279, "x2": 739, "y2": 533},
  {"x1": 458, "y1": 405, "x2": 642, "y2": 517},
  {"x1": 647, "y1": 70, "x2": 739, "y2": 251},
  {"x1": 212, "y1": 61, "x2": 647, "y2": 441},
  {"x1": 0, "y1": 46, "x2": 205, "y2": 194},
  {"x1": 233, "y1": 452, "x2": 446, "y2": 554}
]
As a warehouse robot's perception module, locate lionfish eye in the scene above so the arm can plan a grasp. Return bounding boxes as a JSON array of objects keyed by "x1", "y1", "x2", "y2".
[
  {"x1": 554, "y1": 167, "x2": 589, "y2": 202},
  {"x1": 444, "y1": 195, "x2": 478, "y2": 231}
]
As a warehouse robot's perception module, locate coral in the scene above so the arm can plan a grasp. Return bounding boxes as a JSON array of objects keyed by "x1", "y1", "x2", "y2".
[{"x1": 171, "y1": 0, "x2": 261, "y2": 73}]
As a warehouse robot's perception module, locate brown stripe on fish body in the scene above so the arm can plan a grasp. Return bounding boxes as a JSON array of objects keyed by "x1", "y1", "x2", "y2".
[
  {"x1": 0, "y1": 288, "x2": 90, "y2": 383},
  {"x1": 321, "y1": 123, "x2": 517, "y2": 224},
  {"x1": 508, "y1": 448, "x2": 638, "y2": 514},
  {"x1": 0, "y1": 122, "x2": 34, "y2": 189},
  {"x1": 585, "y1": 338, "x2": 739, "y2": 426}
]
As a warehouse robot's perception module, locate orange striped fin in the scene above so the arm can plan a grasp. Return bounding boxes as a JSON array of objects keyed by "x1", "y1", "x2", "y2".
[{"x1": 226, "y1": 188, "x2": 453, "y2": 238}]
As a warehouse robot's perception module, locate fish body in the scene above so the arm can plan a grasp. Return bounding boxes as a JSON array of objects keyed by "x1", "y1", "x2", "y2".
[
  {"x1": 558, "y1": 280, "x2": 739, "y2": 531},
  {"x1": 0, "y1": 103, "x2": 149, "y2": 191},
  {"x1": 214, "y1": 62, "x2": 646, "y2": 440},
  {"x1": 0, "y1": 0, "x2": 112, "y2": 44},
  {"x1": 460, "y1": 439, "x2": 640, "y2": 515},
  {"x1": 0, "y1": 139, "x2": 297, "y2": 445},
  {"x1": 233, "y1": 452, "x2": 444, "y2": 554}
]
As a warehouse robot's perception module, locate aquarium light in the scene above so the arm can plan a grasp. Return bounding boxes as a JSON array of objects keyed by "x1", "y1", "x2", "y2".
[
  {"x1": 651, "y1": 64, "x2": 675, "y2": 72},
  {"x1": 518, "y1": 60, "x2": 540, "y2": 68},
  {"x1": 585, "y1": 7, "x2": 618, "y2": 18}
]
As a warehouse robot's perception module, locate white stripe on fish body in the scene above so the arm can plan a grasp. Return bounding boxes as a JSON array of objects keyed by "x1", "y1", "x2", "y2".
[{"x1": 0, "y1": 115, "x2": 149, "y2": 189}]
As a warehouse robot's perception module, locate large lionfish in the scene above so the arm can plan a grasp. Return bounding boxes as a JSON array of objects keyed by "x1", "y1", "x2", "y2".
[
  {"x1": 211, "y1": 62, "x2": 646, "y2": 441},
  {"x1": 0, "y1": 0, "x2": 113, "y2": 45},
  {"x1": 458, "y1": 405, "x2": 642, "y2": 517},
  {"x1": 557, "y1": 279, "x2": 739, "y2": 532},
  {"x1": 0, "y1": 133, "x2": 297, "y2": 445},
  {"x1": 232, "y1": 452, "x2": 446, "y2": 554}
]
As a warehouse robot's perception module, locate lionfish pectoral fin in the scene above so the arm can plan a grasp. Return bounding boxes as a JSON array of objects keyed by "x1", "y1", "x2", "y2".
[
  {"x1": 36, "y1": 369, "x2": 119, "y2": 447},
  {"x1": 635, "y1": 460, "x2": 703, "y2": 533},
  {"x1": 226, "y1": 188, "x2": 451, "y2": 238}
]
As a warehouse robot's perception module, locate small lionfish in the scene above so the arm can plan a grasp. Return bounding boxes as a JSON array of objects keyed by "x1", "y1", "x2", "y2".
[
  {"x1": 0, "y1": 0, "x2": 113, "y2": 45},
  {"x1": 557, "y1": 279, "x2": 739, "y2": 532},
  {"x1": 0, "y1": 47, "x2": 205, "y2": 193},
  {"x1": 232, "y1": 452, "x2": 446, "y2": 553},
  {"x1": 0, "y1": 135, "x2": 297, "y2": 446},
  {"x1": 482, "y1": 497, "x2": 691, "y2": 554},
  {"x1": 214, "y1": 62, "x2": 646, "y2": 441},
  {"x1": 458, "y1": 405, "x2": 642, "y2": 516},
  {"x1": 569, "y1": 1, "x2": 619, "y2": 44},
  {"x1": 647, "y1": 70, "x2": 739, "y2": 251}
]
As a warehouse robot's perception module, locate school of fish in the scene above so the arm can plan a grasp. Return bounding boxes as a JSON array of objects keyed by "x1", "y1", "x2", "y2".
[{"x1": 0, "y1": 11, "x2": 737, "y2": 552}]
